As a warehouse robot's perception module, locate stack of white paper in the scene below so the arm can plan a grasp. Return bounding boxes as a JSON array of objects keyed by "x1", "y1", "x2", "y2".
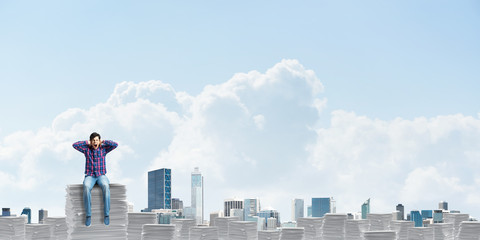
[
  {"x1": 345, "y1": 219, "x2": 369, "y2": 240},
  {"x1": 228, "y1": 221, "x2": 258, "y2": 240},
  {"x1": 141, "y1": 224, "x2": 175, "y2": 240},
  {"x1": 363, "y1": 230, "x2": 396, "y2": 240},
  {"x1": 296, "y1": 217, "x2": 323, "y2": 240},
  {"x1": 258, "y1": 230, "x2": 280, "y2": 240},
  {"x1": 408, "y1": 227, "x2": 434, "y2": 240},
  {"x1": 443, "y1": 213, "x2": 469, "y2": 238},
  {"x1": 25, "y1": 224, "x2": 52, "y2": 240},
  {"x1": 0, "y1": 216, "x2": 26, "y2": 240},
  {"x1": 279, "y1": 227, "x2": 304, "y2": 240},
  {"x1": 456, "y1": 221, "x2": 480, "y2": 240},
  {"x1": 213, "y1": 216, "x2": 240, "y2": 240},
  {"x1": 390, "y1": 220, "x2": 414, "y2": 240},
  {"x1": 367, "y1": 213, "x2": 393, "y2": 231},
  {"x1": 322, "y1": 213, "x2": 347, "y2": 240},
  {"x1": 190, "y1": 226, "x2": 219, "y2": 240},
  {"x1": 65, "y1": 183, "x2": 128, "y2": 240},
  {"x1": 431, "y1": 223, "x2": 454, "y2": 240},
  {"x1": 171, "y1": 218, "x2": 196, "y2": 240},
  {"x1": 45, "y1": 216, "x2": 68, "y2": 240},
  {"x1": 127, "y1": 213, "x2": 157, "y2": 240}
]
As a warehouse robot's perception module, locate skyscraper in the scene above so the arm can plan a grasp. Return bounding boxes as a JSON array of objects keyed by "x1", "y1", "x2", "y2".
[
  {"x1": 244, "y1": 198, "x2": 261, "y2": 221},
  {"x1": 433, "y1": 210, "x2": 443, "y2": 223},
  {"x1": 224, "y1": 199, "x2": 243, "y2": 217},
  {"x1": 258, "y1": 209, "x2": 280, "y2": 229},
  {"x1": 1, "y1": 208, "x2": 10, "y2": 216},
  {"x1": 312, "y1": 197, "x2": 334, "y2": 217},
  {"x1": 396, "y1": 204, "x2": 405, "y2": 220},
  {"x1": 291, "y1": 199, "x2": 304, "y2": 221},
  {"x1": 21, "y1": 207, "x2": 31, "y2": 224},
  {"x1": 148, "y1": 168, "x2": 172, "y2": 211},
  {"x1": 361, "y1": 198, "x2": 370, "y2": 220},
  {"x1": 410, "y1": 210, "x2": 423, "y2": 227},
  {"x1": 191, "y1": 167, "x2": 204, "y2": 224},
  {"x1": 439, "y1": 201, "x2": 448, "y2": 211},
  {"x1": 421, "y1": 210, "x2": 433, "y2": 219},
  {"x1": 172, "y1": 198, "x2": 184, "y2": 210},
  {"x1": 39, "y1": 209, "x2": 48, "y2": 224}
]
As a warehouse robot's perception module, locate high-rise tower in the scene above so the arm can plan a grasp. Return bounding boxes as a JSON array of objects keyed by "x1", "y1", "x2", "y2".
[
  {"x1": 191, "y1": 167, "x2": 204, "y2": 224},
  {"x1": 439, "y1": 201, "x2": 448, "y2": 211},
  {"x1": 224, "y1": 199, "x2": 243, "y2": 217},
  {"x1": 39, "y1": 209, "x2": 48, "y2": 224},
  {"x1": 396, "y1": 204, "x2": 405, "y2": 220},
  {"x1": 244, "y1": 198, "x2": 261, "y2": 221},
  {"x1": 312, "y1": 197, "x2": 334, "y2": 217},
  {"x1": 361, "y1": 199, "x2": 370, "y2": 219},
  {"x1": 148, "y1": 168, "x2": 172, "y2": 211},
  {"x1": 292, "y1": 199, "x2": 304, "y2": 221}
]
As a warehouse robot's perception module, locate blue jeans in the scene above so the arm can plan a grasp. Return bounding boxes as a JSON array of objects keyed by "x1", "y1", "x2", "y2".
[{"x1": 83, "y1": 175, "x2": 110, "y2": 217}]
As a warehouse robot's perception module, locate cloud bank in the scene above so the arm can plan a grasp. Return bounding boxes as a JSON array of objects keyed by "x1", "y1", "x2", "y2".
[{"x1": 0, "y1": 59, "x2": 479, "y2": 222}]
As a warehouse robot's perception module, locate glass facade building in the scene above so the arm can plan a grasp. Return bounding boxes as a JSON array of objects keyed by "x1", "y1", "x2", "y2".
[
  {"x1": 396, "y1": 204, "x2": 405, "y2": 220},
  {"x1": 312, "y1": 197, "x2": 332, "y2": 217},
  {"x1": 439, "y1": 201, "x2": 448, "y2": 211},
  {"x1": 244, "y1": 198, "x2": 261, "y2": 221},
  {"x1": 21, "y1": 207, "x2": 31, "y2": 224},
  {"x1": 421, "y1": 210, "x2": 433, "y2": 219},
  {"x1": 292, "y1": 199, "x2": 304, "y2": 221},
  {"x1": 258, "y1": 209, "x2": 280, "y2": 229},
  {"x1": 410, "y1": 210, "x2": 423, "y2": 227},
  {"x1": 191, "y1": 167, "x2": 204, "y2": 224},
  {"x1": 172, "y1": 198, "x2": 183, "y2": 210},
  {"x1": 39, "y1": 209, "x2": 48, "y2": 224},
  {"x1": 148, "y1": 168, "x2": 172, "y2": 211},
  {"x1": 224, "y1": 199, "x2": 243, "y2": 217},
  {"x1": 361, "y1": 199, "x2": 370, "y2": 219},
  {"x1": 2, "y1": 208, "x2": 10, "y2": 216},
  {"x1": 433, "y1": 210, "x2": 443, "y2": 223}
]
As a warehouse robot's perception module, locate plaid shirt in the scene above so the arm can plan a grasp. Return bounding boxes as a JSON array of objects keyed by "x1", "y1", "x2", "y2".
[{"x1": 73, "y1": 140, "x2": 118, "y2": 177}]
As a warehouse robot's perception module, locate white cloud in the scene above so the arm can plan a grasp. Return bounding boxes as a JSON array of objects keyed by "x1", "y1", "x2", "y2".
[
  {"x1": 1, "y1": 59, "x2": 480, "y2": 222},
  {"x1": 306, "y1": 110, "x2": 480, "y2": 215}
]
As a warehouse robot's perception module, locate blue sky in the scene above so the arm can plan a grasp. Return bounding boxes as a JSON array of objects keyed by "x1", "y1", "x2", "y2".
[{"x1": 1, "y1": 1, "x2": 479, "y2": 223}]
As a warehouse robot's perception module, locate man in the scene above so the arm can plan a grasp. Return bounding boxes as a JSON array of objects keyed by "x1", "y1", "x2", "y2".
[{"x1": 73, "y1": 132, "x2": 118, "y2": 226}]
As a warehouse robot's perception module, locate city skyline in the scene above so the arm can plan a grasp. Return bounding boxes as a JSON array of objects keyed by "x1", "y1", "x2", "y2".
[
  {"x1": 1, "y1": 1, "x2": 479, "y2": 224},
  {"x1": 2, "y1": 165, "x2": 475, "y2": 226}
]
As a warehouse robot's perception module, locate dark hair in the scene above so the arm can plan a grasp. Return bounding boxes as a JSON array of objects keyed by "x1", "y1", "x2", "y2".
[{"x1": 89, "y1": 132, "x2": 101, "y2": 141}]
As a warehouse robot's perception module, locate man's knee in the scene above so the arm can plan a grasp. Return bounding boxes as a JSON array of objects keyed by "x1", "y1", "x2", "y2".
[{"x1": 83, "y1": 184, "x2": 93, "y2": 193}]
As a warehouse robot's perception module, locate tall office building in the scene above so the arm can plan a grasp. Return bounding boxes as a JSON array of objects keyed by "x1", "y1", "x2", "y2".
[
  {"x1": 307, "y1": 205, "x2": 312, "y2": 217},
  {"x1": 244, "y1": 198, "x2": 261, "y2": 221},
  {"x1": 410, "y1": 210, "x2": 423, "y2": 227},
  {"x1": 224, "y1": 199, "x2": 243, "y2": 217},
  {"x1": 361, "y1": 198, "x2": 370, "y2": 219},
  {"x1": 258, "y1": 209, "x2": 280, "y2": 229},
  {"x1": 421, "y1": 210, "x2": 433, "y2": 219},
  {"x1": 21, "y1": 207, "x2": 31, "y2": 224},
  {"x1": 312, "y1": 197, "x2": 334, "y2": 217},
  {"x1": 396, "y1": 204, "x2": 405, "y2": 220},
  {"x1": 172, "y1": 198, "x2": 184, "y2": 210},
  {"x1": 191, "y1": 167, "x2": 204, "y2": 224},
  {"x1": 291, "y1": 199, "x2": 304, "y2": 221},
  {"x1": 148, "y1": 168, "x2": 172, "y2": 211},
  {"x1": 433, "y1": 210, "x2": 443, "y2": 223},
  {"x1": 439, "y1": 201, "x2": 448, "y2": 211},
  {"x1": 39, "y1": 209, "x2": 48, "y2": 224},
  {"x1": 2, "y1": 208, "x2": 10, "y2": 216}
]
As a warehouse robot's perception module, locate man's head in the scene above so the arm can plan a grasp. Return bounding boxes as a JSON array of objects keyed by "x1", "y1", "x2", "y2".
[{"x1": 89, "y1": 132, "x2": 101, "y2": 149}]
